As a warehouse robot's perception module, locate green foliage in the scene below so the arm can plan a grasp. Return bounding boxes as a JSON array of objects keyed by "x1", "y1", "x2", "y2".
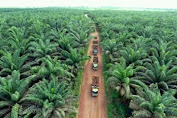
[
  {"x1": 0, "y1": 8, "x2": 93, "y2": 118},
  {"x1": 137, "y1": 60, "x2": 177, "y2": 91},
  {"x1": 28, "y1": 37, "x2": 58, "y2": 60},
  {"x1": 120, "y1": 46, "x2": 147, "y2": 66},
  {"x1": 0, "y1": 70, "x2": 34, "y2": 117},
  {"x1": 101, "y1": 39, "x2": 122, "y2": 62},
  {"x1": 0, "y1": 49, "x2": 29, "y2": 76},
  {"x1": 20, "y1": 77, "x2": 77, "y2": 118},
  {"x1": 90, "y1": 10, "x2": 177, "y2": 118},
  {"x1": 61, "y1": 48, "x2": 90, "y2": 75},
  {"x1": 7, "y1": 26, "x2": 31, "y2": 55},
  {"x1": 129, "y1": 84, "x2": 177, "y2": 118},
  {"x1": 106, "y1": 58, "x2": 146, "y2": 98},
  {"x1": 31, "y1": 56, "x2": 74, "y2": 81}
]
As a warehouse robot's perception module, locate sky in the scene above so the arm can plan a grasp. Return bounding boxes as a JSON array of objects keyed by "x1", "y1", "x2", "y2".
[{"x1": 0, "y1": 0, "x2": 177, "y2": 9}]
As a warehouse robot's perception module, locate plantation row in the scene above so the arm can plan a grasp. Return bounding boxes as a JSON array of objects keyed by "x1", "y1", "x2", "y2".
[
  {"x1": 0, "y1": 8, "x2": 93, "y2": 118},
  {"x1": 89, "y1": 11, "x2": 177, "y2": 118}
]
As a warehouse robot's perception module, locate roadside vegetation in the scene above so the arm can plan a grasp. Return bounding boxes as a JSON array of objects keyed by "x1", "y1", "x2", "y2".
[
  {"x1": 1, "y1": 8, "x2": 177, "y2": 118},
  {"x1": 89, "y1": 10, "x2": 177, "y2": 118},
  {"x1": 0, "y1": 8, "x2": 94, "y2": 118}
]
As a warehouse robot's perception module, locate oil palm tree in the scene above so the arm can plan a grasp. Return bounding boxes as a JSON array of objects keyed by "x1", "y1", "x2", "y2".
[
  {"x1": 150, "y1": 40, "x2": 177, "y2": 65},
  {"x1": 57, "y1": 35, "x2": 73, "y2": 52},
  {"x1": 20, "y1": 77, "x2": 77, "y2": 118},
  {"x1": 106, "y1": 58, "x2": 145, "y2": 98},
  {"x1": 61, "y1": 48, "x2": 90, "y2": 75},
  {"x1": 129, "y1": 84, "x2": 177, "y2": 118},
  {"x1": 7, "y1": 26, "x2": 31, "y2": 55},
  {"x1": 0, "y1": 70, "x2": 34, "y2": 118},
  {"x1": 101, "y1": 39, "x2": 122, "y2": 62},
  {"x1": 50, "y1": 29, "x2": 74, "y2": 52},
  {"x1": 131, "y1": 37, "x2": 149, "y2": 51},
  {"x1": 120, "y1": 46, "x2": 147, "y2": 66},
  {"x1": 136, "y1": 60, "x2": 177, "y2": 92},
  {"x1": 70, "y1": 28, "x2": 91, "y2": 48},
  {"x1": 0, "y1": 49, "x2": 30, "y2": 77},
  {"x1": 50, "y1": 28, "x2": 68, "y2": 41},
  {"x1": 31, "y1": 19, "x2": 43, "y2": 35},
  {"x1": 28, "y1": 38, "x2": 58, "y2": 61},
  {"x1": 0, "y1": 39, "x2": 8, "y2": 51},
  {"x1": 31, "y1": 56, "x2": 74, "y2": 81}
]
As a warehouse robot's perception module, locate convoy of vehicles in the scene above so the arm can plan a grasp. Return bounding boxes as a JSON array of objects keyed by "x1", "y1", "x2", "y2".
[{"x1": 91, "y1": 37, "x2": 99, "y2": 97}]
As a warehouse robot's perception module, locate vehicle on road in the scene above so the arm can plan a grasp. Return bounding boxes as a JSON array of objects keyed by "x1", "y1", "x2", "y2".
[
  {"x1": 91, "y1": 76, "x2": 99, "y2": 97},
  {"x1": 93, "y1": 48, "x2": 98, "y2": 55},
  {"x1": 93, "y1": 41, "x2": 98, "y2": 55},
  {"x1": 93, "y1": 41, "x2": 98, "y2": 46},
  {"x1": 94, "y1": 36, "x2": 97, "y2": 39},
  {"x1": 93, "y1": 57, "x2": 98, "y2": 70}
]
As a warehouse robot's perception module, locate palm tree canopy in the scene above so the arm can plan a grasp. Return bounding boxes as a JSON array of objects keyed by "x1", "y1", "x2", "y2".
[
  {"x1": 129, "y1": 84, "x2": 177, "y2": 118},
  {"x1": 21, "y1": 77, "x2": 77, "y2": 118},
  {"x1": 0, "y1": 70, "x2": 34, "y2": 118},
  {"x1": 0, "y1": 49, "x2": 29, "y2": 76}
]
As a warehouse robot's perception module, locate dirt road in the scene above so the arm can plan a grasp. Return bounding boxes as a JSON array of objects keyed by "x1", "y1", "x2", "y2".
[{"x1": 77, "y1": 29, "x2": 108, "y2": 118}]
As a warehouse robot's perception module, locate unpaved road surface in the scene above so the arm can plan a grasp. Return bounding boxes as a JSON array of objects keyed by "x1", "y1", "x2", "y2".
[{"x1": 77, "y1": 29, "x2": 108, "y2": 118}]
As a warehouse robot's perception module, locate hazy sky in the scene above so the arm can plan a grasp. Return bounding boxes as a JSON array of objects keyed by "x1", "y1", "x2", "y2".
[{"x1": 0, "y1": 0, "x2": 177, "y2": 9}]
